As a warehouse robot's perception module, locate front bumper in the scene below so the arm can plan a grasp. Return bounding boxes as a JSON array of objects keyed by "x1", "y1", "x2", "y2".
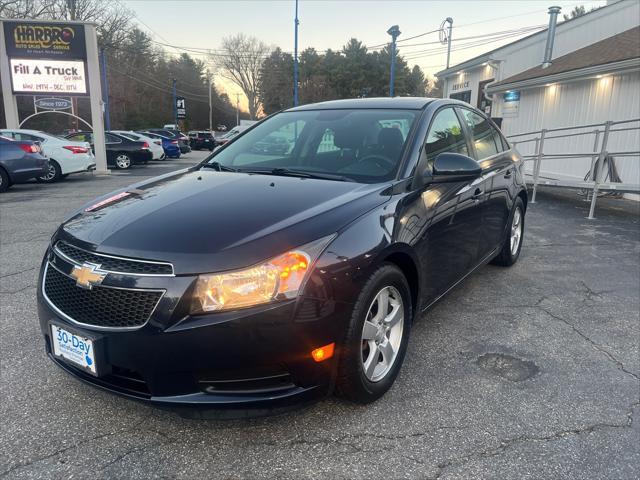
[{"x1": 37, "y1": 249, "x2": 351, "y2": 410}]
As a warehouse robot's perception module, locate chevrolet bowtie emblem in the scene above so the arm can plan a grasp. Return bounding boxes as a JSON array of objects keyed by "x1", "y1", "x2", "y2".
[{"x1": 70, "y1": 263, "x2": 107, "y2": 289}]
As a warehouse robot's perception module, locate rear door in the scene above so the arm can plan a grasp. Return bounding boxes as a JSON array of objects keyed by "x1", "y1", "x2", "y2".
[{"x1": 457, "y1": 107, "x2": 512, "y2": 258}]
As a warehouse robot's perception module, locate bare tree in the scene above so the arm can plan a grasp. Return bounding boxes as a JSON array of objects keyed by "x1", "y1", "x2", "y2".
[
  {"x1": 214, "y1": 34, "x2": 270, "y2": 119},
  {"x1": 0, "y1": 0, "x2": 56, "y2": 18}
]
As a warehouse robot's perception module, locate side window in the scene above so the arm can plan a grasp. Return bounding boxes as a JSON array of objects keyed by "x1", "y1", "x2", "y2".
[
  {"x1": 14, "y1": 132, "x2": 41, "y2": 142},
  {"x1": 460, "y1": 109, "x2": 502, "y2": 159},
  {"x1": 424, "y1": 108, "x2": 469, "y2": 163},
  {"x1": 105, "y1": 133, "x2": 121, "y2": 143},
  {"x1": 67, "y1": 134, "x2": 89, "y2": 142}
]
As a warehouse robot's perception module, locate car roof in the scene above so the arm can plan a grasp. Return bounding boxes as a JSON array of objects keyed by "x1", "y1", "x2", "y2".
[{"x1": 286, "y1": 97, "x2": 436, "y2": 112}]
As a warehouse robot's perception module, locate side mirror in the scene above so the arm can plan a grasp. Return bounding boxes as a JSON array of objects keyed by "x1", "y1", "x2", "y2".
[{"x1": 431, "y1": 152, "x2": 482, "y2": 183}]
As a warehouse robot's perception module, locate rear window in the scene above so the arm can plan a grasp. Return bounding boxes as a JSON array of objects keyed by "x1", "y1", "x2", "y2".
[{"x1": 459, "y1": 109, "x2": 503, "y2": 160}]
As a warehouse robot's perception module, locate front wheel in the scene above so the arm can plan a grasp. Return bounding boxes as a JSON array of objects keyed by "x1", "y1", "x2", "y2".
[
  {"x1": 114, "y1": 153, "x2": 132, "y2": 169},
  {"x1": 36, "y1": 160, "x2": 62, "y2": 183},
  {"x1": 336, "y1": 263, "x2": 412, "y2": 403},
  {"x1": 491, "y1": 197, "x2": 525, "y2": 267},
  {"x1": 0, "y1": 168, "x2": 10, "y2": 192}
]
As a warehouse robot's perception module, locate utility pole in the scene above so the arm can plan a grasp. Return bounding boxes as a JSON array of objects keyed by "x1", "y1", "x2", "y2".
[
  {"x1": 293, "y1": 0, "x2": 299, "y2": 106},
  {"x1": 100, "y1": 48, "x2": 111, "y2": 131},
  {"x1": 444, "y1": 17, "x2": 453, "y2": 70},
  {"x1": 172, "y1": 78, "x2": 177, "y2": 126},
  {"x1": 235, "y1": 93, "x2": 240, "y2": 126},
  {"x1": 207, "y1": 71, "x2": 212, "y2": 131},
  {"x1": 387, "y1": 25, "x2": 401, "y2": 97}
]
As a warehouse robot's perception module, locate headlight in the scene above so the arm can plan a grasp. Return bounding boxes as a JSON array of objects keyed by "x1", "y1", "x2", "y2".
[{"x1": 191, "y1": 235, "x2": 334, "y2": 313}]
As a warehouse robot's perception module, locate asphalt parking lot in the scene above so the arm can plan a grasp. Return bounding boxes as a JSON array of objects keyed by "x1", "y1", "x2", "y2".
[{"x1": 1, "y1": 151, "x2": 638, "y2": 479}]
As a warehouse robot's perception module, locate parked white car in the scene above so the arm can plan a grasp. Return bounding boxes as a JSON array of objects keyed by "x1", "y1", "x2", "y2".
[
  {"x1": 0, "y1": 129, "x2": 95, "y2": 183},
  {"x1": 111, "y1": 130, "x2": 165, "y2": 160}
]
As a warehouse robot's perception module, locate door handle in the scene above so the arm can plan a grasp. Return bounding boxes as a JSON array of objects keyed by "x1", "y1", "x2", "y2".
[{"x1": 504, "y1": 169, "x2": 512, "y2": 179}]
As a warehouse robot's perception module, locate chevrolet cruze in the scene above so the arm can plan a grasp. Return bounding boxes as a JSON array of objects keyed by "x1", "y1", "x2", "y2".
[{"x1": 38, "y1": 98, "x2": 527, "y2": 411}]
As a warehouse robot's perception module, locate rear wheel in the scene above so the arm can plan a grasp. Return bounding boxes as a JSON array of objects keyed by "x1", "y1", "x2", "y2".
[
  {"x1": 336, "y1": 264, "x2": 412, "y2": 403},
  {"x1": 115, "y1": 153, "x2": 132, "y2": 169},
  {"x1": 36, "y1": 160, "x2": 62, "y2": 183},
  {"x1": 491, "y1": 197, "x2": 525, "y2": 267},
  {"x1": 0, "y1": 167, "x2": 10, "y2": 192}
]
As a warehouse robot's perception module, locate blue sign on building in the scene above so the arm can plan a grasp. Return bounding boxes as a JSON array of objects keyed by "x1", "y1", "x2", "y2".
[{"x1": 503, "y1": 90, "x2": 521, "y2": 102}]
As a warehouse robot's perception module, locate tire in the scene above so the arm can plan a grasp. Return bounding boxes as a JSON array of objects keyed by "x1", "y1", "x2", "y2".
[
  {"x1": 36, "y1": 160, "x2": 62, "y2": 183},
  {"x1": 336, "y1": 263, "x2": 412, "y2": 403},
  {"x1": 491, "y1": 197, "x2": 525, "y2": 267},
  {"x1": 0, "y1": 167, "x2": 10, "y2": 193},
  {"x1": 114, "y1": 153, "x2": 132, "y2": 170}
]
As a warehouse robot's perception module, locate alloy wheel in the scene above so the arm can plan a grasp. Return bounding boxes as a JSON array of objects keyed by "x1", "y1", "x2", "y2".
[
  {"x1": 360, "y1": 285, "x2": 404, "y2": 382},
  {"x1": 116, "y1": 154, "x2": 131, "y2": 169},
  {"x1": 41, "y1": 164, "x2": 56, "y2": 181},
  {"x1": 510, "y1": 207, "x2": 523, "y2": 255}
]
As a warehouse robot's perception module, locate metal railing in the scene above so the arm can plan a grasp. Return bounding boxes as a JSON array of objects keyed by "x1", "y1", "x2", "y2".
[{"x1": 508, "y1": 118, "x2": 640, "y2": 219}]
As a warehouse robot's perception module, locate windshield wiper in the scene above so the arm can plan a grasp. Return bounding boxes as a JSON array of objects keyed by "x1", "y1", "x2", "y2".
[
  {"x1": 201, "y1": 161, "x2": 238, "y2": 172},
  {"x1": 245, "y1": 167, "x2": 350, "y2": 182}
]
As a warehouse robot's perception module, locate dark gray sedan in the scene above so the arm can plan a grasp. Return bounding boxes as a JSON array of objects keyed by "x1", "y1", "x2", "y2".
[{"x1": 0, "y1": 136, "x2": 49, "y2": 193}]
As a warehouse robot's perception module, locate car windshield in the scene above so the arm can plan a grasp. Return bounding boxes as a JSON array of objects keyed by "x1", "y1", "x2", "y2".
[{"x1": 205, "y1": 109, "x2": 418, "y2": 183}]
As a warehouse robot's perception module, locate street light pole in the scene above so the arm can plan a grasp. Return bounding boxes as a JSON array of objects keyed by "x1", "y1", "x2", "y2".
[
  {"x1": 235, "y1": 93, "x2": 240, "y2": 126},
  {"x1": 172, "y1": 78, "x2": 177, "y2": 126},
  {"x1": 445, "y1": 17, "x2": 453, "y2": 70},
  {"x1": 293, "y1": 0, "x2": 299, "y2": 107},
  {"x1": 207, "y1": 71, "x2": 212, "y2": 131},
  {"x1": 387, "y1": 25, "x2": 401, "y2": 97}
]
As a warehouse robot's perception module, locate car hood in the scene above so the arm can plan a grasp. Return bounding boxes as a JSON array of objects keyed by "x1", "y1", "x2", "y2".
[{"x1": 59, "y1": 169, "x2": 390, "y2": 274}]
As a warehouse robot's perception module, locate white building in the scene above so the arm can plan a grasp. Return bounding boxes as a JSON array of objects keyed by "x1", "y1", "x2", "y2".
[{"x1": 436, "y1": 0, "x2": 640, "y2": 193}]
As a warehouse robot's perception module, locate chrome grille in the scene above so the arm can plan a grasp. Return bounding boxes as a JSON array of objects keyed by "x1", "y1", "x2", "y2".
[
  {"x1": 55, "y1": 241, "x2": 173, "y2": 275},
  {"x1": 43, "y1": 264, "x2": 163, "y2": 329}
]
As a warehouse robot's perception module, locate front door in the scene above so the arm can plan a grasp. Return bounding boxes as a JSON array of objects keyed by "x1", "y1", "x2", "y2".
[{"x1": 399, "y1": 107, "x2": 485, "y2": 307}]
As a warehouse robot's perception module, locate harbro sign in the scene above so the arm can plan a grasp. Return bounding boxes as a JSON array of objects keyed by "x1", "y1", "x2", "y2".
[
  {"x1": 10, "y1": 59, "x2": 87, "y2": 94},
  {"x1": 4, "y1": 21, "x2": 87, "y2": 59},
  {"x1": 4, "y1": 21, "x2": 88, "y2": 95}
]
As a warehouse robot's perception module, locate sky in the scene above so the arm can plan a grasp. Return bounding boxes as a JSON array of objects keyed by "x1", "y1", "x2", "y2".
[{"x1": 122, "y1": 0, "x2": 607, "y2": 107}]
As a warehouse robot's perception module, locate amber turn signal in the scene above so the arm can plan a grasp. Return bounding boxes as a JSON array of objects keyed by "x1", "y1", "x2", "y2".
[{"x1": 311, "y1": 343, "x2": 335, "y2": 362}]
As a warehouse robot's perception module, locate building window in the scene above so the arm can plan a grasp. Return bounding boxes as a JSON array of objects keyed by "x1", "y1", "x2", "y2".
[{"x1": 450, "y1": 90, "x2": 471, "y2": 104}]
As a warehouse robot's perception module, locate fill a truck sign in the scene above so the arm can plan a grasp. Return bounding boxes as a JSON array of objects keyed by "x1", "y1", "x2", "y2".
[{"x1": 10, "y1": 58, "x2": 87, "y2": 95}]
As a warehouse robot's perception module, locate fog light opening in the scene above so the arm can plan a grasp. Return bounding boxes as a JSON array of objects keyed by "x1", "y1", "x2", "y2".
[{"x1": 311, "y1": 343, "x2": 335, "y2": 362}]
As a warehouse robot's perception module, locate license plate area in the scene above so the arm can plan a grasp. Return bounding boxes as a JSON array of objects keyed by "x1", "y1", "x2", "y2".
[{"x1": 50, "y1": 323, "x2": 100, "y2": 376}]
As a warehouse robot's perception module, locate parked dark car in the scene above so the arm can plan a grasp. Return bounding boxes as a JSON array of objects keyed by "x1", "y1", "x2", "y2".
[
  {"x1": 188, "y1": 131, "x2": 215, "y2": 151},
  {"x1": 252, "y1": 134, "x2": 292, "y2": 155},
  {"x1": 140, "y1": 131, "x2": 181, "y2": 159},
  {"x1": 0, "y1": 136, "x2": 49, "y2": 192},
  {"x1": 38, "y1": 98, "x2": 526, "y2": 413},
  {"x1": 65, "y1": 131, "x2": 153, "y2": 169},
  {"x1": 146, "y1": 129, "x2": 190, "y2": 154},
  {"x1": 214, "y1": 125, "x2": 250, "y2": 146}
]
